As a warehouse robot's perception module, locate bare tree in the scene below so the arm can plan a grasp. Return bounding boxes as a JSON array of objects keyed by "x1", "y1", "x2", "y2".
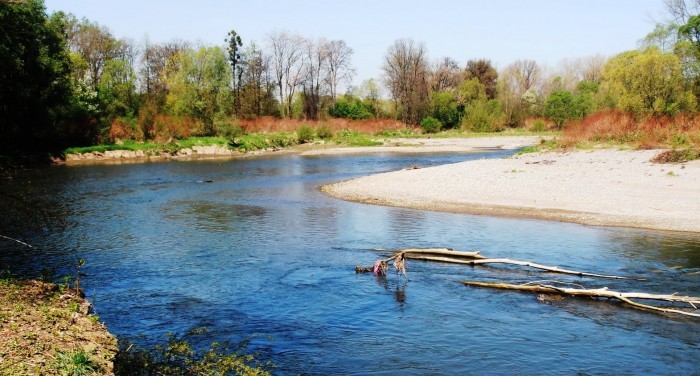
[
  {"x1": 383, "y1": 38, "x2": 430, "y2": 124},
  {"x1": 665, "y1": 0, "x2": 700, "y2": 24},
  {"x1": 268, "y1": 31, "x2": 307, "y2": 118},
  {"x1": 302, "y1": 38, "x2": 329, "y2": 119},
  {"x1": 498, "y1": 59, "x2": 542, "y2": 126},
  {"x1": 579, "y1": 55, "x2": 606, "y2": 84},
  {"x1": 430, "y1": 57, "x2": 462, "y2": 93},
  {"x1": 324, "y1": 40, "x2": 354, "y2": 102}
]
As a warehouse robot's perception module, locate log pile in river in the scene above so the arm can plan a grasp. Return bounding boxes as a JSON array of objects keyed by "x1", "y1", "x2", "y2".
[{"x1": 356, "y1": 248, "x2": 699, "y2": 318}]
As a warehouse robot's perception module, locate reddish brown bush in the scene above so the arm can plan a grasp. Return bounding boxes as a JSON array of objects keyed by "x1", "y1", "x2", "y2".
[
  {"x1": 562, "y1": 110, "x2": 700, "y2": 149},
  {"x1": 239, "y1": 116, "x2": 411, "y2": 135}
]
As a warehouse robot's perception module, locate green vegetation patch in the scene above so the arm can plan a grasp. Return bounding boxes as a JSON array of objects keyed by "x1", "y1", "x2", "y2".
[
  {"x1": 114, "y1": 327, "x2": 271, "y2": 375},
  {"x1": 230, "y1": 133, "x2": 298, "y2": 152},
  {"x1": 63, "y1": 137, "x2": 230, "y2": 156},
  {"x1": 333, "y1": 130, "x2": 383, "y2": 147},
  {"x1": 651, "y1": 149, "x2": 700, "y2": 163}
]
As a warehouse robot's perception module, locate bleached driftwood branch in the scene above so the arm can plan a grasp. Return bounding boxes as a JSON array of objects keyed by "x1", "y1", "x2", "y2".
[
  {"x1": 371, "y1": 248, "x2": 632, "y2": 280},
  {"x1": 461, "y1": 281, "x2": 700, "y2": 318}
]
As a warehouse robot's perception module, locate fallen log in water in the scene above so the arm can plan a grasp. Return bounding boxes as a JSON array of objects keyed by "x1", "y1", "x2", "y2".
[
  {"x1": 461, "y1": 281, "x2": 700, "y2": 318},
  {"x1": 366, "y1": 248, "x2": 633, "y2": 280},
  {"x1": 373, "y1": 248, "x2": 487, "y2": 259}
]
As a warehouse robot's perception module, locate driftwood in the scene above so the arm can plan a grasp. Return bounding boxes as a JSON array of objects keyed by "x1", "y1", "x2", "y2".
[
  {"x1": 461, "y1": 281, "x2": 700, "y2": 318},
  {"x1": 368, "y1": 248, "x2": 632, "y2": 280}
]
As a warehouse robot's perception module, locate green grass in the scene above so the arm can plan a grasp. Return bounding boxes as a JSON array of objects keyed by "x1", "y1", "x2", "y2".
[
  {"x1": 53, "y1": 350, "x2": 97, "y2": 376},
  {"x1": 63, "y1": 137, "x2": 229, "y2": 155},
  {"x1": 230, "y1": 133, "x2": 298, "y2": 152},
  {"x1": 333, "y1": 130, "x2": 383, "y2": 146}
]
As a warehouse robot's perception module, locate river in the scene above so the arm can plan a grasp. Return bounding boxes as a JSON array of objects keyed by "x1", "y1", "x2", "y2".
[{"x1": 1, "y1": 150, "x2": 699, "y2": 375}]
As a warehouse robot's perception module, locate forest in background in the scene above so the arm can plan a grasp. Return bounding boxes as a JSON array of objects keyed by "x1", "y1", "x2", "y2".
[{"x1": 3, "y1": 0, "x2": 700, "y2": 155}]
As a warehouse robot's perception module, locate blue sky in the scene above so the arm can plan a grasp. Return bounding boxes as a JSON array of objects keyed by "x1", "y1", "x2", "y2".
[{"x1": 45, "y1": 0, "x2": 667, "y2": 86}]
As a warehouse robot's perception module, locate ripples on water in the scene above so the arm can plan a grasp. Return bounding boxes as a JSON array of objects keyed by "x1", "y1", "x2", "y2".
[{"x1": 1, "y1": 151, "x2": 699, "y2": 375}]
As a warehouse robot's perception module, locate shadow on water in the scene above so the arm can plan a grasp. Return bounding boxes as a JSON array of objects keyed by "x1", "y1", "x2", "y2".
[{"x1": 1, "y1": 150, "x2": 699, "y2": 374}]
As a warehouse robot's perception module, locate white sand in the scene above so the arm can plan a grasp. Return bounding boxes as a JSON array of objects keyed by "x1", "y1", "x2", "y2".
[
  {"x1": 322, "y1": 148, "x2": 700, "y2": 232},
  {"x1": 300, "y1": 136, "x2": 544, "y2": 155}
]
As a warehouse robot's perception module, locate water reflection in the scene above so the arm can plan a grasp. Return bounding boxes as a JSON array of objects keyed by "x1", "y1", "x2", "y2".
[{"x1": 0, "y1": 152, "x2": 699, "y2": 374}]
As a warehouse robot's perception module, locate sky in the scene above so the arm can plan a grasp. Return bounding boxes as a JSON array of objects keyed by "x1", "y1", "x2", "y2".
[{"x1": 45, "y1": 0, "x2": 668, "y2": 88}]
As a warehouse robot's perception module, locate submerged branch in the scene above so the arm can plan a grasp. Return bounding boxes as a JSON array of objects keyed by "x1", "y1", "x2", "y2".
[{"x1": 461, "y1": 281, "x2": 700, "y2": 318}]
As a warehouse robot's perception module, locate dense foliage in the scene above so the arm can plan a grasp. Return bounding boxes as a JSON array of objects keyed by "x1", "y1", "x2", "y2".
[{"x1": 4, "y1": 0, "x2": 700, "y2": 154}]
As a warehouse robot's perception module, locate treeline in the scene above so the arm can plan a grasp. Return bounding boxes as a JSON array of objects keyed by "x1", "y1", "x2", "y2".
[{"x1": 2, "y1": 0, "x2": 700, "y2": 154}]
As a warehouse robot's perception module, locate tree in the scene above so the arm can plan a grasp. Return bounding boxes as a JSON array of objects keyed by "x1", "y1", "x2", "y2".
[
  {"x1": 430, "y1": 92, "x2": 460, "y2": 128},
  {"x1": 498, "y1": 59, "x2": 542, "y2": 126},
  {"x1": 239, "y1": 42, "x2": 277, "y2": 118},
  {"x1": 226, "y1": 29, "x2": 243, "y2": 115},
  {"x1": 602, "y1": 47, "x2": 695, "y2": 116},
  {"x1": 301, "y1": 38, "x2": 329, "y2": 120},
  {"x1": 431, "y1": 57, "x2": 462, "y2": 93},
  {"x1": 383, "y1": 38, "x2": 430, "y2": 124},
  {"x1": 465, "y1": 59, "x2": 498, "y2": 99},
  {"x1": 0, "y1": 0, "x2": 74, "y2": 153},
  {"x1": 543, "y1": 90, "x2": 577, "y2": 128},
  {"x1": 165, "y1": 46, "x2": 233, "y2": 135},
  {"x1": 324, "y1": 40, "x2": 354, "y2": 102},
  {"x1": 65, "y1": 16, "x2": 122, "y2": 92},
  {"x1": 268, "y1": 31, "x2": 307, "y2": 118}
]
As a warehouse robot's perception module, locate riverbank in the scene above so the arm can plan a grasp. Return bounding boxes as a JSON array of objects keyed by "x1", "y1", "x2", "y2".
[
  {"x1": 322, "y1": 149, "x2": 700, "y2": 233},
  {"x1": 0, "y1": 279, "x2": 117, "y2": 375},
  {"x1": 61, "y1": 135, "x2": 545, "y2": 164}
]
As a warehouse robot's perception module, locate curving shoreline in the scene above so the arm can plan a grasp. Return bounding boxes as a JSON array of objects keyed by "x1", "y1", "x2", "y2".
[
  {"x1": 322, "y1": 149, "x2": 700, "y2": 233},
  {"x1": 61, "y1": 136, "x2": 544, "y2": 164}
]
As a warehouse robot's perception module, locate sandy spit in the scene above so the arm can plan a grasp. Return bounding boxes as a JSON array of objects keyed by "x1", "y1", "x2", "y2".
[
  {"x1": 300, "y1": 136, "x2": 544, "y2": 155},
  {"x1": 322, "y1": 149, "x2": 700, "y2": 233}
]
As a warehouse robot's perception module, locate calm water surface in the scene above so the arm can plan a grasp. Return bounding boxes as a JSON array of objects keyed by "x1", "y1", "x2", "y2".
[{"x1": 1, "y1": 151, "x2": 699, "y2": 375}]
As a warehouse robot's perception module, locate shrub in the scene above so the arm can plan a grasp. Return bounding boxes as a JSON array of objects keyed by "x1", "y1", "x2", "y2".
[
  {"x1": 316, "y1": 125, "x2": 334, "y2": 139},
  {"x1": 114, "y1": 328, "x2": 271, "y2": 375},
  {"x1": 430, "y1": 92, "x2": 461, "y2": 128},
  {"x1": 531, "y1": 119, "x2": 546, "y2": 132},
  {"x1": 296, "y1": 125, "x2": 315, "y2": 143},
  {"x1": 216, "y1": 120, "x2": 245, "y2": 141},
  {"x1": 462, "y1": 99, "x2": 503, "y2": 132},
  {"x1": 329, "y1": 96, "x2": 373, "y2": 120},
  {"x1": 420, "y1": 117, "x2": 442, "y2": 133}
]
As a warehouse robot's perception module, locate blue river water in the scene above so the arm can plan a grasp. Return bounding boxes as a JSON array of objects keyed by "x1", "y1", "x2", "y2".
[{"x1": 1, "y1": 150, "x2": 699, "y2": 375}]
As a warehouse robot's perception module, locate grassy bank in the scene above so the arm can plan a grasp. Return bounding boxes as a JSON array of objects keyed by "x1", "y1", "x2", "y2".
[
  {"x1": 0, "y1": 272, "x2": 271, "y2": 375},
  {"x1": 0, "y1": 273, "x2": 117, "y2": 375}
]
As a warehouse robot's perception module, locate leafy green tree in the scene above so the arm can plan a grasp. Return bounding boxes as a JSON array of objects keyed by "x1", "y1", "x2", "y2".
[
  {"x1": 543, "y1": 90, "x2": 577, "y2": 128},
  {"x1": 0, "y1": 0, "x2": 75, "y2": 153},
  {"x1": 165, "y1": 46, "x2": 233, "y2": 135},
  {"x1": 602, "y1": 47, "x2": 695, "y2": 116},
  {"x1": 420, "y1": 116, "x2": 442, "y2": 133},
  {"x1": 329, "y1": 95, "x2": 373, "y2": 120},
  {"x1": 462, "y1": 99, "x2": 503, "y2": 132},
  {"x1": 429, "y1": 92, "x2": 460, "y2": 128},
  {"x1": 679, "y1": 14, "x2": 700, "y2": 49}
]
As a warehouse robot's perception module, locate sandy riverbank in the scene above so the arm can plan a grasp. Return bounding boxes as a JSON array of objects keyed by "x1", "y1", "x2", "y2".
[
  {"x1": 322, "y1": 149, "x2": 700, "y2": 233},
  {"x1": 300, "y1": 136, "x2": 542, "y2": 156}
]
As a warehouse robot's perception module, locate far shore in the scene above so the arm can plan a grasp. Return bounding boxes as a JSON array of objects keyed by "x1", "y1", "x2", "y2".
[
  {"x1": 60, "y1": 135, "x2": 544, "y2": 165},
  {"x1": 322, "y1": 148, "x2": 700, "y2": 233}
]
